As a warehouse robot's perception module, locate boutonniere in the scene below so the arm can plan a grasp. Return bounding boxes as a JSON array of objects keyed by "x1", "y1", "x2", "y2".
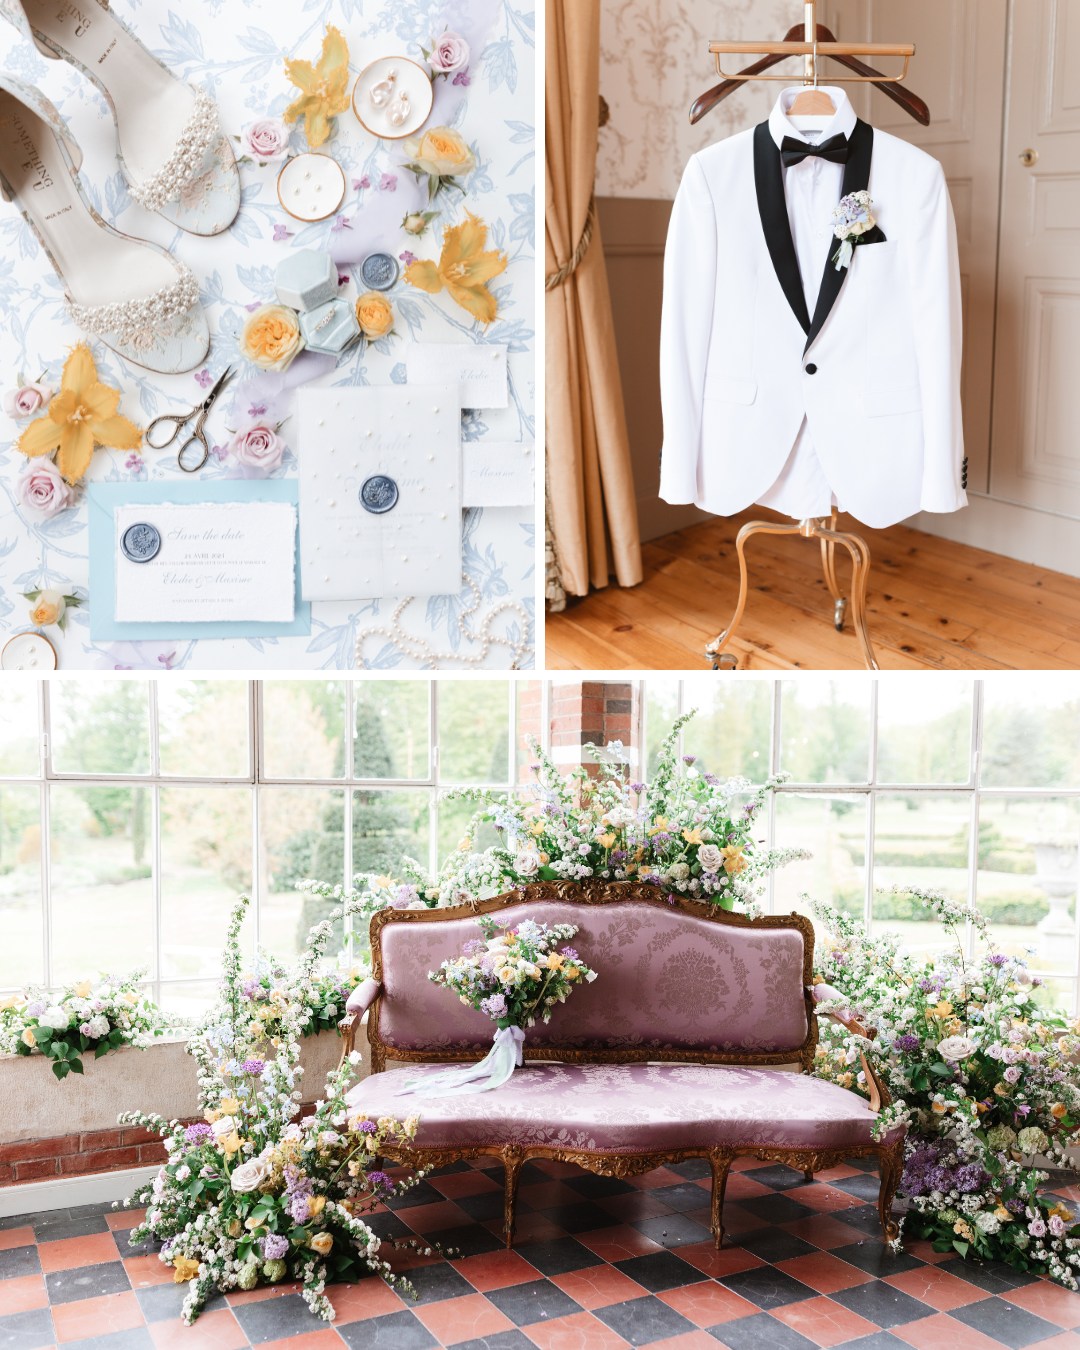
[{"x1": 830, "y1": 190, "x2": 884, "y2": 270}]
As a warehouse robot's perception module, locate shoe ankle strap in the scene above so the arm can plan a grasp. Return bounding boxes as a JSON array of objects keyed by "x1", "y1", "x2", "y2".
[
  {"x1": 0, "y1": 0, "x2": 111, "y2": 59},
  {"x1": 0, "y1": 73, "x2": 82, "y2": 201}
]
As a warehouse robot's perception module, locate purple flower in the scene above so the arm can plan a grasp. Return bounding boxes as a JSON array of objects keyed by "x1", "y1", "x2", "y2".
[
  {"x1": 272, "y1": 224, "x2": 293, "y2": 242},
  {"x1": 480, "y1": 993, "x2": 507, "y2": 1019},
  {"x1": 629, "y1": 783, "x2": 645, "y2": 794},
  {"x1": 358, "y1": 1120, "x2": 377, "y2": 1134},
  {"x1": 367, "y1": 1170, "x2": 392, "y2": 1190},
  {"x1": 125, "y1": 452, "x2": 144, "y2": 472},
  {"x1": 462, "y1": 940, "x2": 485, "y2": 957},
  {"x1": 560, "y1": 947, "x2": 579, "y2": 961},
  {"x1": 248, "y1": 402, "x2": 268, "y2": 419},
  {"x1": 261, "y1": 1234, "x2": 289, "y2": 1260},
  {"x1": 452, "y1": 70, "x2": 471, "y2": 86},
  {"x1": 184, "y1": 1123, "x2": 213, "y2": 1144},
  {"x1": 330, "y1": 215, "x2": 352, "y2": 233},
  {"x1": 399, "y1": 250, "x2": 417, "y2": 265},
  {"x1": 379, "y1": 173, "x2": 397, "y2": 192},
  {"x1": 704, "y1": 773, "x2": 720, "y2": 786},
  {"x1": 893, "y1": 1034, "x2": 920, "y2": 1054},
  {"x1": 157, "y1": 652, "x2": 177, "y2": 670},
  {"x1": 682, "y1": 755, "x2": 696, "y2": 765},
  {"x1": 988, "y1": 954, "x2": 1008, "y2": 967},
  {"x1": 956, "y1": 1164, "x2": 988, "y2": 1193},
  {"x1": 353, "y1": 176, "x2": 370, "y2": 191},
  {"x1": 194, "y1": 369, "x2": 212, "y2": 389},
  {"x1": 240, "y1": 1058, "x2": 265, "y2": 1075},
  {"x1": 338, "y1": 273, "x2": 350, "y2": 287}
]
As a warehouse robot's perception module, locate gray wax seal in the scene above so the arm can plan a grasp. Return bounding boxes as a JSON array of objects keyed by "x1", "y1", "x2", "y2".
[
  {"x1": 360, "y1": 475, "x2": 399, "y2": 514},
  {"x1": 121, "y1": 522, "x2": 161, "y2": 563},
  {"x1": 360, "y1": 252, "x2": 399, "y2": 291}
]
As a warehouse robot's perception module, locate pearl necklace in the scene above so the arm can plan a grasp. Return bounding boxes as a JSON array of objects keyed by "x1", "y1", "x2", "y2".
[{"x1": 355, "y1": 573, "x2": 532, "y2": 669}]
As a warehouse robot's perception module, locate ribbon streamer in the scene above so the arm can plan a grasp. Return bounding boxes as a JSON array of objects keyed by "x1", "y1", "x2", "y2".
[{"x1": 396, "y1": 1025, "x2": 525, "y2": 1096}]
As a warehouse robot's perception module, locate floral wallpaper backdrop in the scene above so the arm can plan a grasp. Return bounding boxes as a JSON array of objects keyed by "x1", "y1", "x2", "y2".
[
  {"x1": 0, "y1": 0, "x2": 535, "y2": 670},
  {"x1": 596, "y1": 0, "x2": 799, "y2": 200}
]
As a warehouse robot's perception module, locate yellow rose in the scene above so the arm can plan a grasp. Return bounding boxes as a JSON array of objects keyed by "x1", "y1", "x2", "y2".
[
  {"x1": 407, "y1": 126, "x2": 475, "y2": 178},
  {"x1": 172, "y1": 1256, "x2": 200, "y2": 1283},
  {"x1": 21, "y1": 1027, "x2": 36, "y2": 1048},
  {"x1": 354, "y1": 291, "x2": 395, "y2": 340},
  {"x1": 1051, "y1": 1103, "x2": 1067, "y2": 1119},
  {"x1": 0, "y1": 994, "x2": 22, "y2": 1011},
  {"x1": 241, "y1": 304, "x2": 304, "y2": 372},
  {"x1": 30, "y1": 595, "x2": 64, "y2": 627},
  {"x1": 308, "y1": 1195, "x2": 326, "y2": 1218},
  {"x1": 310, "y1": 1230, "x2": 334, "y2": 1256},
  {"x1": 72, "y1": 980, "x2": 92, "y2": 998}
]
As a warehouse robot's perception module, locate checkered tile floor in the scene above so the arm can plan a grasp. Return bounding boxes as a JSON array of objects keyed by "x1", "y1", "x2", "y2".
[{"x1": 4, "y1": 1156, "x2": 1080, "y2": 1349}]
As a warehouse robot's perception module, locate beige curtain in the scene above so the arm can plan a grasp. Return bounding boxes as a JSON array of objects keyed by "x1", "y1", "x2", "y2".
[{"x1": 546, "y1": 0, "x2": 643, "y2": 602}]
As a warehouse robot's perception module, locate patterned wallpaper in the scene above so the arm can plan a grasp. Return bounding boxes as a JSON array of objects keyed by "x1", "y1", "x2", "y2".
[{"x1": 596, "y1": 0, "x2": 800, "y2": 200}]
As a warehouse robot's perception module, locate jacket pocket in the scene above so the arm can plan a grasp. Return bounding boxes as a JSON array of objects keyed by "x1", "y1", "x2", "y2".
[
  {"x1": 866, "y1": 384, "x2": 922, "y2": 417},
  {"x1": 710, "y1": 376, "x2": 758, "y2": 405}
]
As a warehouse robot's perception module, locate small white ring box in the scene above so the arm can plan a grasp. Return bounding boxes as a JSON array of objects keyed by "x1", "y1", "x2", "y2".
[{"x1": 274, "y1": 249, "x2": 338, "y2": 312}]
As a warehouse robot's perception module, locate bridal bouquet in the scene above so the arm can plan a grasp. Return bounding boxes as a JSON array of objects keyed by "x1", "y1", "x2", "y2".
[
  {"x1": 118, "y1": 895, "x2": 425, "y2": 1324},
  {"x1": 401, "y1": 919, "x2": 597, "y2": 1096},
  {"x1": 812, "y1": 887, "x2": 1080, "y2": 1288}
]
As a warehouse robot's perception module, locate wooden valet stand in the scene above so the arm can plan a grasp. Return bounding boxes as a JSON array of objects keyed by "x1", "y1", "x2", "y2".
[{"x1": 693, "y1": 1, "x2": 924, "y2": 672}]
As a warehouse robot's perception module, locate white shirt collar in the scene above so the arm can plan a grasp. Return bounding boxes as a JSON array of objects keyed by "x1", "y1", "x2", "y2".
[{"x1": 768, "y1": 86, "x2": 857, "y2": 148}]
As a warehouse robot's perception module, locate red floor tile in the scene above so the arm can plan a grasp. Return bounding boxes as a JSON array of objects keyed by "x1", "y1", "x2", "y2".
[
  {"x1": 814, "y1": 1164, "x2": 863, "y2": 1182},
  {"x1": 772, "y1": 1294, "x2": 880, "y2": 1347},
  {"x1": 792, "y1": 1182, "x2": 868, "y2": 1213},
  {"x1": 524, "y1": 1309, "x2": 631, "y2": 1350},
  {"x1": 148, "y1": 1307, "x2": 248, "y2": 1349},
  {"x1": 550, "y1": 1262, "x2": 647, "y2": 1310},
  {"x1": 1036, "y1": 1335, "x2": 1080, "y2": 1349},
  {"x1": 123, "y1": 1253, "x2": 175, "y2": 1287},
  {"x1": 225, "y1": 1280, "x2": 304, "y2": 1305},
  {"x1": 677, "y1": 1240, "x2": 766, "y2": 1280},
  {"x1": 628, "y1": 1167, "x2": 686, "y2": 1190},
  {"x1": 453, "y1": 1248, "x2": 541, "y2": 1292},
  {"x1": 576, "y1": 1224, "x2": 664, "y2": 1261},
  {"x1": 325, "y1": 1275, "x2": 406, "y2": 1323},
  {"x1": 884, "y1": 1263, "x2": 991, "y2": 1312},
  {"x1": 780, "y1": 1214, "x2": 870, "y2": 1249},
  {"x1": 905, "y1": 1240, "x2": 959, "y2": 1265},
  {"x1": 723, "y1": 1174, "x2": 775, "y2": 1201},
  {"x1": 528, "y1": 1159, "x2": 583, "y2": 1180},
  {"x1": 428, "y1": 1169, "x2": 501, "y2": 1199},
  {"x1": 415, "y1": 1290, "x2": 515, "y2": 1343},
  {"x1": 647, "y1": 1333, "x2": 723, "y2": 1350},
  {"x1": 1007, "y1": 1278, "x2": 1080, "y2": 1329},
  {"x1": 397, "y1": 1200, "x2": 471, "y2": 1233},
  {"x1": 657, "y1": 1279, "x2": 758, "y2": 1327},
  {"x1": 37, "y1": 1231, "x2": 121, "y2": 1273},
  {"x1": 893, "y1": 1310, "x2": 1003, "y2": 1350},
  {"x1": 0, "y1": 1226, "x2": 35, "y2": 1252},
  {"x1": 105, "y1": 1208, "x2": 146, "y2": 1231},
  {"x1": 259, "y1": 1333, "x2": 343, "y2": 1349},
  {"x1": 0, "y1": 1273, "x2": 48, "y2": 1314},
  {"x1": 777, "y1": 1251, "x2": 874, "y2": 1294},
  {"x1": 599, "y1": 1190, "x2": 676, "y2": 1222},
  {"x1": 496, "y1": 1212, "x2": 565, "y2": 1244},
  {"x1": 519, "y1": 1180, "x2": 587, "y2": 1210},
  {"x1": 52, "y1": 1290, "x2": 144, "y2": 1343}
]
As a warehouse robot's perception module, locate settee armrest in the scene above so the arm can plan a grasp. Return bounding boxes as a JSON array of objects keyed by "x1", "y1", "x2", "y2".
[
  {"x1": 338, "y1": 978, "x2": 381, "y2": 1069},
  {"x1": 808, "y1": 982, "x2": 890, "y2": 1113}
]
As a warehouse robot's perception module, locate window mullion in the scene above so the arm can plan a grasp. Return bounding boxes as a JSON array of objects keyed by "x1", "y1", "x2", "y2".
[{"x1": 151, "y1": 784, "x2": 162, "y2": 1006}]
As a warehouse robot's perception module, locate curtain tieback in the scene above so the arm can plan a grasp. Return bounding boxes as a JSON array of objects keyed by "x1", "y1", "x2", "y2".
[{"x1": 546, "y1": 192, "x2": 596, "y2": 291}]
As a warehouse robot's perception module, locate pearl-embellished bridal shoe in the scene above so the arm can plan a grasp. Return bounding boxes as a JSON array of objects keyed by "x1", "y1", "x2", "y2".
[
  {"x1": 2, "y1": 0, "x2": 240, "y2": 236},
  {"x1": 0, "y1": 76, "x2": 210, "y2": 373}
]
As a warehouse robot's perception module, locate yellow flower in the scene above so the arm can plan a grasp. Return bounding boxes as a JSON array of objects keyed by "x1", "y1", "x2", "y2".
[
  {"x1": 529, "y1": 821, "x2": 545, "y2": 837},
  {"x1": 308, "y1": 1195, "x2": 326, "y2": 1218},
  {"x1": 648, "y1": 817, "x2": 669, "y2": 835},
  {"x1": 17, "y1": 343, "x2": 141, "y2": 484},
  {"x1": 241, "y1": 305, "x2": 303, "y2": 372},
  {"x1": 219, "y1": 1132, "x2": 242, "y2": 1156},
  {"x1": 405, "y1": 126, "x2": 476, "y2": 180},
  {"x1": 21, "y1": 1027, "x2": 36, "y2": 1048},
  {"x1": 172, "y1": 1256, "x2": 200, "y2": 1283},
  {"x1": 682, "y1": 828, "x2": 704, "y2": 846},
  {"x1": 457, "y1": 837, "x2": 472, "y2": 852},
  {"x1": 310, "y1": 1230, "x2": 334, "y2": 1255},
  {"x1": 545, "y1": 953, "x2": 563, "y2": 971},
  {"x1": 249, "y1": 1021, "x2": 265, "y2": 1037},
  {"x1": 953, "y1": 1219, "x2": 974, "y2": 1241},
  {"x1": 1049, "y1": 1202, "x2": 1074, "y2": 1222},
  {"x1": 370, "y1": 876, "x2": 394, "y2": 890},
  {"x1": 405, "y1": 213, "x2": 508, "y2": 326},
  {"x1": 228, "y1": 1218, "x2": 242, "y2": 1237},
  {"x1": 355, "y1": 291, "x2": 395, "y2": 340},
  {"x1": 283, "y1": 25, "x2": 350, "y2": 149},
  {"x1": 932, "y1": 1100, "x2": 947, "y2": 1114},
  {"x1": 722, "y1": 845, "x2": 747, "y2": 875},
  {"x1": 597, "y1": 832, "x2": 616, "y2": 849},
  {"x1": 29, "y1": 593, "x2": 65, "y2": 627},
  {"x1": 0, "y1": 994, "x2": 22, "y2": 1011},
  {"x1": 994, "y1": 1205, "x2": 1012, "y2": 1223},
  {"x1": 931, "y1": 1001, "x2": 953, "y2": 1018},
  {"x1": 1051, "y1": 1103, "x2": 1067, "y2": 1119},
  {"x1": 72, "y1": 980, "x2": 92, "y2": 998},
  {"x1": 219, "y1": 1098, "x2": 240, "y2": 1115},
  {"x1": 994, "y1": 1082, "x2": 1008, "y2": 1096}
]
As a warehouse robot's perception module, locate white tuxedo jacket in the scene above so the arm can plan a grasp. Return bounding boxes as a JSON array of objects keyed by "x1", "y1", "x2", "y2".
[{"x1": 659, "y1": 108, "x2": 967, "y2": 529}]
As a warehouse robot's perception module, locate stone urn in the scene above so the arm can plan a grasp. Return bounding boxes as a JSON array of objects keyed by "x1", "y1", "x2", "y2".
[{"x1": 1034, "y1": 841, "x2": 1079, "y2": 940}]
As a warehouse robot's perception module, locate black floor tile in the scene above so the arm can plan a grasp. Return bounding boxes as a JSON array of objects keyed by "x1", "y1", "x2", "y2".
[
  {"x1": 831, "y1": 1280, "x2": 934, "y2": 1329},
  {"x1": 649, "y1": 1182, "x2": 713, "y2": 1214},
  {"x1": 829, "y1": 1173, "x2": 885, "y2": 1203},
  {"x1": 0, "y1": 1245, "x2": 41, "y2": 1280},
  {"x1": 667, "y1": 1158, "x2": 712, "y2": 1181},
  {"x1": 111, "y1": 1227, "x2": 156, "y2": 1259},
  {"x1": 338, "y1": 1308, "x2": 438, "y2": 1348},
  {"x1": 401, "y1": 1263, "x2": 475, "y2": 1306},
  {"x1": 720, "y1": 1266, "x2": 816, "y2": 1311},
  {"x1": 951, "y1": 1296, "x2": 1062, "y2": 1348},
  {"x1": 388, "y1": 1180, "x2": 454, "y2": 1211},
  {"x1": 514, "y1": 1237, "x2": 601, "y2": 1277},
  {"x1": 952, "y1": 1258, "x2": 1041, "y2": 1296},
  {"x1": 133, "y1": 1283, "x2": 225, "y2": 1322},
  {"x1": 537, "y1": 1201, "x2": 617, "y2": 1234},
  {"x1": 563, "y1": 1172, "x2": 635, "y2": 1199},
  {"x1": 449, "y1": 1333, "x2": 535, "y2": 1350},
  {"x1": 836, "y1": 1206, "x2": 892, "y2": 1237},
  {"x1": 485, "y1": 1278, "x2": 582, "y2": 1326},
  {"x1": 431, "y1": 1223, "x2": 504, "y2": 1260},
  {"x1": 364, "y1": 1212, "x2": 417, "y2": 1242},
  {"x1": 44, "y1": 1260, "x2": 131, "y2": 1306},
  {"x1": 31, "y1": 1213, "x2": 110, "y2": 1242},
  {"x1": 0, "y1": 1307, "x2": 53, "y2": 1350},
  {"x1": 64, "y1": 1329, "x2": 154, "y2": 1350},
  {"x1": 613, "y1": 1250, "x2": 699, "y2": 1293},
  {"x1": 593, "y1": 1293, "x2": 696, "y2": 1346},
  {"x1": 738, "y1": 1164, "x2": 808, "y2": 1191},
  {"x1": 737, "y1": 1193, "x2": 817, "y2": 1226},
  {"x1": 737, "y1": 1226, "x2": 818, "y2": 1265},
  {"x1": 233, "y1": 1290, "x2": 329, "y2": 1342},
  {"x1": 455, "y1": 1192, "x2": 510, "y2": 1224},
  {"x1": 632, "y1": 1213, "x2": 713, "y2": 1248},
  {"x1": 429, "y1": 1161, "x2": 474, "y2": 1177},
  {"x1": 831, "y1": 1240, "x2": 924, "y2": 1277},
  {"x1": 835, "y1": 1336, "x2": 913, "y2": 1350},
  {"x1": 707, "y1": 1312, "x2": 818, "y2": 1349}
]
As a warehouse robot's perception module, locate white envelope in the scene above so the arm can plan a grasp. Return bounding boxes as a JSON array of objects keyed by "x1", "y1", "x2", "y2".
[
  {"x1": 463, "y1": 442, "x2": 534, "y2": 507},
  {"x1": 298, "y1": 385, "x2": 462, "y2": 601},
  {"x1": 406, "y1": 342, "x2": 508, "y2": 409}
]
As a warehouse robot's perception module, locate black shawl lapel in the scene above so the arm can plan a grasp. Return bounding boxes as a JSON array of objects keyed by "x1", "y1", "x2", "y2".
[
  {"x1": 753, "y1": 122, "x2": 810, "y2": 335},
  {"x1": 804, "y1": 117, "x2": 874, "y2": 355}
]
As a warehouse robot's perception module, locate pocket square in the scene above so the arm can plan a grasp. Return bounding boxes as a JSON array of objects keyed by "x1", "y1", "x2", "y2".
[{"x1": 858, "y1": 225, "x2": 887, "y2": 245}]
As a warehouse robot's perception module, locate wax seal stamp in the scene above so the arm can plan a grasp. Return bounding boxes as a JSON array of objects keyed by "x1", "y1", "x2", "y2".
[
  {"x1": 360, "y1": 252, "x2": 399, "y2": 291},
  {"x1": 360, "y1": 474, "x2": 399, "y2": 514},
  {"x1": 121, "y1": 522, "x2": 162, "y2": 563}
]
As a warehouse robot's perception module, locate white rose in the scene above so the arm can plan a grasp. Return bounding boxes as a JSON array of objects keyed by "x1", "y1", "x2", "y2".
[
  {"x1": 230, "y1": 1156, "x2": 272, "y2": 1193},
  {"x1": 698, "y1": 844, "x2": 723, "y2": 873},
  {"x1": 514, "y1": 850, "x2": 540, "y2": 875},
  {"x1": 210, "y1": 1115, "x2": 239, "y2": 1141},
  {"x1": 669, "y1": 862, "x2": 689, "y2": 881},
  {"x1": 39, "y1": 1005, "x2": 69, "y2": 1030},
  {"x1": 937, "y1": 1035, "x2": 977, "y2": 1062}
]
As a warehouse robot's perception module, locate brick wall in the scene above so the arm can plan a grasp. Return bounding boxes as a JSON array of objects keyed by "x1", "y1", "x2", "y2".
[{"x1": 549, "y1": 680, "x2": 641, "y2": 771}]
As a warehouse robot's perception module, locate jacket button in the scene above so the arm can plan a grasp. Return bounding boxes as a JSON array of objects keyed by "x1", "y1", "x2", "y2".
[{"x1": 805, "y1": 363, "x2": 817, "y2": 375}]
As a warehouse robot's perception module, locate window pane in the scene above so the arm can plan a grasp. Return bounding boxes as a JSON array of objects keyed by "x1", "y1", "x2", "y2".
[
  {"x1": 354, "y1": 682, "x2": 430, "y2": 779},
  {"x1": 780, "y1": 679, "x2": 870, "y2": 783},
  {"x1": 50, "y1": 681, "x2": 150, "y2": 775},
  {"x1": 678, "y1": 679, "x2": 772, "y2": 781},
  {"x1": 49, "y1": 784, "x2": 154, "y2": 982},
  {"x1": 437, "y1": 796, "x2": 503, "y2": 864},
  {"x1": 262, "y1": 681, "x2": 346, "y2": 778},
  {"x1": 1, "y1": 785, "x2": 43, "y2": 987},
  {"x1": 159, "y1": 681, "x2": 249, "y2": 777},
  {"x1": 877, "y1": 679, "x2": 973, "y2": 784},
  {"x1": 437, "y1": 682, "x2": 510, "y2": 783},
  {"x1": 977, "y1": 797, "x2": 1079, "y2": 976},
  {"x1": 645, "y1": 680, "x2": 680, "y2": 776},
  {"x1": 0, "y1": 684, "x2": 39, "y2": 775},
  {"x1": 872, "y1": 794, "x2": 971, "y2": 957},
  {"x1": 981, "y1": 681, "x2": 1080, "y2": 788},
  {"x1": 773, "y1": 793, "x2": 867, "y2": 931},
  {"x1": 160, "y1": 786, "x2": 252, "y2": 979},
  {"x1": 353, "y1": 789, "x2": 429, "y2": 874},
  {"x1": 260, "y1": 787, "x2": 345, "y2": 962},
  {"x1": 157, "y1": 980, "x2": 220, "y2": 1019}
]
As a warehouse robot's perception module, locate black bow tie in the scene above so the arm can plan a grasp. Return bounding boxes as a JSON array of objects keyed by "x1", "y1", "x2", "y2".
[{"x1": 780, "y1": 133, "x2": 850, "y2": 168}]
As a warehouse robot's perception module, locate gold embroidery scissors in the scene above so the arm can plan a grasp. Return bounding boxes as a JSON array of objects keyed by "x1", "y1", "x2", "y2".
[{"x1": 145, "y1": 366, "x2": 235, "y2": 473}]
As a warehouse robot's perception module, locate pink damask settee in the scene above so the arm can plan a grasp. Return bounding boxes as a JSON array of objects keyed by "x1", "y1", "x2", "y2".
[{"x1": 341, "y1": 882, "x2": 903, "y2": 1249}]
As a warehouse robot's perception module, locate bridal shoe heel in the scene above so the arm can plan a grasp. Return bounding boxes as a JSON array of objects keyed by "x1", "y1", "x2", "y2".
[
  {"x1": 0, "y1": 76, "x2": 210, "y2": 373},
  {"x1": 3, "y1": 0, "x2": 239, "y2": 236}
]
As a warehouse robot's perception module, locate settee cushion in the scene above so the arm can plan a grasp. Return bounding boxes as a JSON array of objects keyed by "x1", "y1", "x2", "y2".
[
  {"x1": 375, "y1": 899, "x2": 809, "y2": 1056},
  {"x1": 346, "y1": 1063, "x2": 900, "y2": 1154}
]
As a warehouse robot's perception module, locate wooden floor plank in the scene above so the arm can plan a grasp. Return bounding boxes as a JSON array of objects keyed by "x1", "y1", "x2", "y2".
[{"x1": 548, "y1": 509, "x2": 1080, "y2": 672}]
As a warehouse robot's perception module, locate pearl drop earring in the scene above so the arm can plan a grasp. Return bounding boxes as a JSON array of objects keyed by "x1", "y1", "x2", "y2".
[
  {"x1": 387, "y1": 89, "x2": 411, "y2": 128},
  {"x1": 369, "y1": 68, "x2": 397, "y2": 108}
]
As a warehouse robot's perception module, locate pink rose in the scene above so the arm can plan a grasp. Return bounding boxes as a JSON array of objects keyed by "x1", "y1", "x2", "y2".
[
  {"x1": 240, "y1": 118, "x2": 290, "y2": 164},
  {"x1": 18, "y1": 459, "x2": 75, "y2": 517},
  {"x1": 4, "y1": 381, "x2": 52, "y2": 418},
  {"x1": 428, "y1": 30, "x2": 469, "y2": 74},
  {"x1": 230, "y1": 423, "x2": 284, "y2": 472}
]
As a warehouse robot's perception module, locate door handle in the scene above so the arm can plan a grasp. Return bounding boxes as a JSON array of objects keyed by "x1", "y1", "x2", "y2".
[{"x1": 1019, "y1": 148, "x2": 1039, "y2": 167}]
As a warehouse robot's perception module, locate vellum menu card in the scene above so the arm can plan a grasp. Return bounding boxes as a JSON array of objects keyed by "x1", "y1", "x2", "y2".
[
  {"x1": 463, "y1": 442, "x2": 534, "y2": 507},
  {"x1": 406, "y1": 342, "x2": 508, "y2": 409},
  {"x1": 297, "y1": 386, "x2": 462, "y2": 600},
  {"x1": 113, "y1": 502, "x2": 298, "y2": 623}
]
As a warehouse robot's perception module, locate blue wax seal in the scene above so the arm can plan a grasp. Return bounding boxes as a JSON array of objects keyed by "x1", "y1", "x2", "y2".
[
  {"x1": 360, "y1": 475, "x2": 399, "y2": 514},
  {"x1": 121, "y1": 522, "x2": 161, "y2": 563},
  {"x1": 360, "y1": 252, "x2": 399, "y2": 291}
]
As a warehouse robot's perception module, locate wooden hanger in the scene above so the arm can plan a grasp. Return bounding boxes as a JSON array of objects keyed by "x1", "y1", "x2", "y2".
[{"x1": 690, "y1": 22, "x2": 930, "y2": 128}]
